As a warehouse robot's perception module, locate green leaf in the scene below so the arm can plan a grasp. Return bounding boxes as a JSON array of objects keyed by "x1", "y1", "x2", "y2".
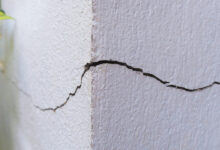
[{"x1": 0, "y1": 11, "x2": 13, "y2": 20}]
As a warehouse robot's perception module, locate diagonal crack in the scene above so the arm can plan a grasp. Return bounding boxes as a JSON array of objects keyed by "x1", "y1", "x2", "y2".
[
  {"x1": 35, "y1": 59, "x2": 220, "y2": 112},
  {"x1": 1, "y1": 74, "x2": 31, "y2": 98}
]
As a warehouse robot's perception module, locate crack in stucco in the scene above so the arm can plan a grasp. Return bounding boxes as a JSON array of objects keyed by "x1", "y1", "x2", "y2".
[
  {"x1": 1, "y1": 74, "x2": 31, "y2": 98},
  {"x1": 35, "y1": 59, "x2": 220, "y2": 112}
]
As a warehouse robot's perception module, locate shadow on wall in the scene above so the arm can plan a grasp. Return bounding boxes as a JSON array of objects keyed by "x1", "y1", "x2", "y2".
[{"x1": 0, "y1": 17, "x2": 17, "y2": 150}]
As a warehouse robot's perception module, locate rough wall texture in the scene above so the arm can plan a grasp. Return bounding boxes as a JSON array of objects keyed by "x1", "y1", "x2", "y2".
[
  {"x1": 3, "y1": 0, "x2": 92, "y2": 149},
  {"x1": 2, "y1": 0, "x2": 220, "y2": 149},
  {"x1": 92, "y1": 0, "x2": 220, "y2": 149}
]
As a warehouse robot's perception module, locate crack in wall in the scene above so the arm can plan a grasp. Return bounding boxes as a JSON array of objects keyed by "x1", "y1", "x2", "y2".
[
  {"x1": 35, "y1": 59, "x2": 220, "y2": 112},
  {"x1": 6, "y1": 77, "x2": 31, "y2": 98},
  {"x1": 1, "y1": 73, "x2": 31, "y2": 98}
]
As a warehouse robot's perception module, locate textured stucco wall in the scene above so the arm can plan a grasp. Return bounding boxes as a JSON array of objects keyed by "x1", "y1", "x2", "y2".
[
  {"x1": 2, "y1": 0, "x2": 220, "y2": 149},
  {"x1": 3, "y1": 0, "x2": 92, "y2": 149},
  {"x1": 92, "y1": 0, "x2": 220, "y2": 149}
]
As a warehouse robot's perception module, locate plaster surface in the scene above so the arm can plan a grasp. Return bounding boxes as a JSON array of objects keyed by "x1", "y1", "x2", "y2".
[
  {"x1": 92, "y1": 0, "x2": 220, "y2": 149},
  {"x1": 2, "y1": 0, "x2": 220, "y2": 149},
  {"x1": 3, "y1": 0, "x2": 92, "y2": 149}
]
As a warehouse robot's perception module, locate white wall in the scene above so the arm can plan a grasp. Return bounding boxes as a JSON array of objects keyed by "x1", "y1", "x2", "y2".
[
  {"x1": 92, "y1": 0, "x2": 220, "y2": 149},
  {"x1": 3, "y1": 0, "x2": 92, "y2": 149},
  {"x1": 2, "y1": 0, "x2": 220, "y2": 149}
]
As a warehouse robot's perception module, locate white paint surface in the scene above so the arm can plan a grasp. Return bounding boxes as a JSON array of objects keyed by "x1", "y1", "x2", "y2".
[
  {"x1": 3, "y1": 0, "x2": 92, "y2": 149},
  {"x1": 2, "y1": 0, "x2": 220, "y2": 149},
  {"x1": 92, "y1": 0, "x2": 220, "y2": 149}
]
